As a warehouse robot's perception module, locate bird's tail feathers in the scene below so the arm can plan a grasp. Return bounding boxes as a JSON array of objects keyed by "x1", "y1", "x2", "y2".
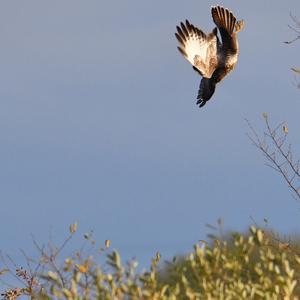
[{"x1": 211, "y1": 6, "x2": 236, "y2": 35}]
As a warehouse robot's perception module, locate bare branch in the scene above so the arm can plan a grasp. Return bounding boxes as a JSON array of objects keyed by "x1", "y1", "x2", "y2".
[{"x1": 247, "y1": 115, "x2": 300, "y2": 201}]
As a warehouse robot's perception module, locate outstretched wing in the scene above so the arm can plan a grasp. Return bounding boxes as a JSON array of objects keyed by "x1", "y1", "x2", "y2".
[
  {"x1": 175, "y1": 20, "x2": 218, "y2": 78},
  {"x1": 211, "y1": 6, "x2": 237, "y2": 52}
]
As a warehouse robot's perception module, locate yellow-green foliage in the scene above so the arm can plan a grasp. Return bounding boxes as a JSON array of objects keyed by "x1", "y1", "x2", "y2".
[{"x1": 2, "y1": 227, "x2": 300, "y2": 299}]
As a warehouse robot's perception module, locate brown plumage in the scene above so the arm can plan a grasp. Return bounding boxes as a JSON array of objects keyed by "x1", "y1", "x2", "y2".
[{"x1": 175, "y1": 6, "x2": 244, "y2": 108}]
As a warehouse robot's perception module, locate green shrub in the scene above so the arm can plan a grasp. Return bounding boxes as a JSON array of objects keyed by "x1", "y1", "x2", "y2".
[{"x1": 2, "y1": 226, "x2": 300, "y2": 299}]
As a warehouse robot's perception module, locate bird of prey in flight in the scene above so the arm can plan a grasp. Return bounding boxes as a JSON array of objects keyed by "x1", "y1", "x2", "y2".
[{"x1": 175, "y1": 6, "x2": 244, "y2": 107}]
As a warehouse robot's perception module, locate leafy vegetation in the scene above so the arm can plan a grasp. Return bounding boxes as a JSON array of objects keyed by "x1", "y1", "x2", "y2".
[{"x1": 2, "y1": 225, "x2": 300, "y2": 299}]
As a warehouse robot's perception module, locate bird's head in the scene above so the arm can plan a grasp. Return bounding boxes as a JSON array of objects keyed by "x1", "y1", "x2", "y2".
[{"x1": 197, "y1": 78, "x2": 216, "y2": 107}]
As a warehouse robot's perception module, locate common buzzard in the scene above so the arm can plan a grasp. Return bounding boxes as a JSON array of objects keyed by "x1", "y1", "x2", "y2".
[{"x1": 175, "y1": 6, "x2": 244, "y2": 107}]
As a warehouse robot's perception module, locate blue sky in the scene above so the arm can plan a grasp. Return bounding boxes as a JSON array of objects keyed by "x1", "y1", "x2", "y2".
[{"x1": 1, "y1": 0, "x2": 300, "y2": 268}]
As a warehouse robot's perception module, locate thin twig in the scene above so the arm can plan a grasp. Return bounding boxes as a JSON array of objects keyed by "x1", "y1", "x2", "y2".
[{"x1": 246, "y1": 116, "x2": 300, "y2": 200}]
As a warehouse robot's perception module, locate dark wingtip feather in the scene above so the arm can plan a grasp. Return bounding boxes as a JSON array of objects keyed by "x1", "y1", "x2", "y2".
[
  {"x1": 185, "y1": 19, "x2": 192, "y2": 32},
  {"x1": 176, "y1": 26, "x2": 186, "y2": 42},
  {"x1": 180, "y1": 22, "x2": 189, "y2": 36},
  {"x1": 177, "y1": 46, "x2": 187, "y2": 57},
  {"x1": 175, "y1": 32, "x2": 185, "y2": 46},
  {"x1": 193, "y1": 66, "x2": 203, "y2": 76}
]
